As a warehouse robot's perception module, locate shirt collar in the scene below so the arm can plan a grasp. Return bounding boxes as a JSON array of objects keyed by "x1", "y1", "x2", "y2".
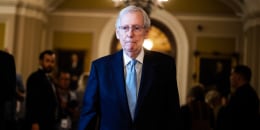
[{"x1": 123, "y1": 48, "x2": 144, "y2": 66}]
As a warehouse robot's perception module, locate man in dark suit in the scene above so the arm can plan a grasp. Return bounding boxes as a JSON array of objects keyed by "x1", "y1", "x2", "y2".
[
  {"x1": 78, "y1": 5, "x2": 181, "y2": 130},
  {"x1": 216, "y1": 65, "x2": 260, "y2": 130},
  {"x1": 25, "y1": 50, "x2": 58, "y2": 130},
  {"x1": 0, "y1": 50, "x2": 16, "y2": 130}
]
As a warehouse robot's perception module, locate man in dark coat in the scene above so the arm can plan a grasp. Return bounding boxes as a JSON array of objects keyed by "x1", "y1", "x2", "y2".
[
  {"x1": 25, "y1": 50, "x2": 58, "y2": 130},
  {"x1": 216, "y1": 65, "x2": 260, "y2": 130},
  {"x1": 78, "y1": 5, "x2": 181, "y2": 130},
  {"x1": 0, "y1": 50, "x2": 16, "y2": 130}
]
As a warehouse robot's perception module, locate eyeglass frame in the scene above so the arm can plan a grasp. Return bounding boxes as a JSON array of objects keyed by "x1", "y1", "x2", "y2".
[{"x1": 117, "y1": 25, "x2": 147, "y2": 33}]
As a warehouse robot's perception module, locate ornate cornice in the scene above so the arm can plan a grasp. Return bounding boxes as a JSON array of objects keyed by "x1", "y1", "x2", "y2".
[
  {"x1": 243, "y1": 16, "x2": 260, "y2": 31},
  {"x1": 15, "y1": 1, "x2": 47, "y2": 22},
  {"x1": 0, "y1": 0, "x2": 65, "y2": 22},
  {"x1": 45, "y1": 0, "x2": 65, "y2": 12}
]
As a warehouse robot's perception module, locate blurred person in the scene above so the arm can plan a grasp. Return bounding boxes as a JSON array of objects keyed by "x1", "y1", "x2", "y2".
[
  {"x1": 180, "y1": 85, "x2": 215, "y2": 130},
  {"x1": 78, "y1": 5, "x2": 180, "y2": 130},
  {"x1": 216, "y1": 65, "x2": 260, "y2": 130},
  {"x1": 56, "y1": 70, "x2": 80, "y2": 130},
  {"x1": 16, "y1": 74, "x2": 26, "y2": 130},
  {"x1": 205, "y1": 88, "x2": 222, "y2": 128},
  {"x1": 2, "y1": 48, "x2": 26, "y2": 129},
  {"x1": 16, "y1": 74, "x2": 26, "y2": 112},
  {"x1": 0, "y1": 50, "x2": 17, "y2": 130},
  {"x1": 24, "y1": 50, "x2": 58, "y2": 130},
  {"x1": 76, "y1": 72, "x2": 89, "y2": 109}
]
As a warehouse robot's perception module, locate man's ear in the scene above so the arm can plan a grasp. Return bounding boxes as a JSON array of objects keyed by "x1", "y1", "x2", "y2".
[
  {"x1": 115, "y1": 29, "x2": 120, "y2": 39},
  {"x1": 237, "y1": 74, "x2": 244, "y2": 81}
]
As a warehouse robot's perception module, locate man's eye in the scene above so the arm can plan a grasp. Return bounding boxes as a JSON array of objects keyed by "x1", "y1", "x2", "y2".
[
  {"x1": 134, "y1": 27, "x2": 140, "y2": 30},
  {"x1": 122, "y1": 26, "x2": 129, "y2": 30}
]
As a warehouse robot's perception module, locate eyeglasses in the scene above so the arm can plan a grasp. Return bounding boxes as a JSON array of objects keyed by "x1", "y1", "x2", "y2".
[{"x1": 118, "y1": 25, "x2": 145, "y2": 33}]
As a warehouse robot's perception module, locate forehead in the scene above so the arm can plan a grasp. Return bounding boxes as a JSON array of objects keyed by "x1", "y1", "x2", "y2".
[
  {"x1": 43, "y1": 54, "x2": 55, "y2": 60},
  {"x1": 60, "y1": 72, "x2": 70, "y2": 77},
  {"x1": 231, "y1": 71, "x2": 239, "y2": 77},
  {"x1": 120, "y1": 11, "x2": 144, "y2": 25}
]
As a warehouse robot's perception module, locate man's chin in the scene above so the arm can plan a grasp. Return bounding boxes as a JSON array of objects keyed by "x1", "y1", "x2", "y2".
[{"x1": 44, "y1": 69, "x2": 52, "y2": 73}]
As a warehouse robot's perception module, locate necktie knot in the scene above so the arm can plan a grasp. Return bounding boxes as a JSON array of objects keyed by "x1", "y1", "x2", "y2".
[{"x1": 128, "y1": 59, "x2": 137, "y2": 69}]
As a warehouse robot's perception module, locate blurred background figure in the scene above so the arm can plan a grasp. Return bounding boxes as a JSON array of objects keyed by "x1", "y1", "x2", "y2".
[
  {"x1": 76, "y1": 72, "x2": 89, "y2": 109},
  {"x1": 205, "y1": 88, "x2": 223, "y2": 128},
  {"x1": 3, "y1": 48, "x2": 26, "y2": 130},
  {"x1": 216, "y1": 65, "x2": 260, "y2": 130},
  {"x1": 0, "y1": 50, "x2": 17, "y2": 130},
  {"x1": 15, "y1": 74, "x2": 26, "y2": 130},
  {"x1": 25, "y1": 50, "x2": 58, "y2": 130},
  {"x1": 55, "y1": 70, "x2": 80, "y2": 130},
  {"x1": 180, "y1": 84, "x2": 215, "y2": 130}
]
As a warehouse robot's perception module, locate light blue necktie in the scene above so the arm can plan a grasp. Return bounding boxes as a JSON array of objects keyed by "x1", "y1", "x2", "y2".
[{"x1": 126, "y1": 59, "x2": 137, "y2": 120}]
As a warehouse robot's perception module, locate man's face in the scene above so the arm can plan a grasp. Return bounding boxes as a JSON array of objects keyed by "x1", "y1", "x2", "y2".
[
  {"x1": 58, "y1": 72, "x2": 71, "y2": 89},
  {"x1": 116, "y1": 11, "x2": 149, "y2": 57},
  {"x1": 230, "y1": 70, "x2": 239, "y2": 88},
  {"x1": 40, "y1": 54, "x2": 55, "y2": 73}
]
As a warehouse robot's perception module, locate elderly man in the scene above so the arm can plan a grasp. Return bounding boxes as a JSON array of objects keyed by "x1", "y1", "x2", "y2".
[{"x1": 78, "y1": 5, "x2": 180, "y2": 130}]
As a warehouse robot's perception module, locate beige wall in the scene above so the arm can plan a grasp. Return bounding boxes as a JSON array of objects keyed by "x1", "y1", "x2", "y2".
[
  {"x1": 53, "y1": 31, "x2": 93, "y2": 72},
  {"x1": 14, "y1": 16, "x2": 47, "y2": 82},
  {"x1": 197, "y1": 37, "x2": 236, "y2": 53},
  {"x1": 177, "y1": 18, "x2": 242, "y2": 91},
  {"x1": 0, "y1": 23, "x2": 5, "y2": 50},
  {"x1": 48, "y1": 14, "x2": 112, "y2": 71},
  {"x1": 244, "y1": 25, "x2": 260, "y2": 93}
]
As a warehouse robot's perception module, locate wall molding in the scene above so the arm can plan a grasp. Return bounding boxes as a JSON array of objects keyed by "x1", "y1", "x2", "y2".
[
  {"x1": 0, "y1": 1, "x2": 47, "y2": 22},
  {"x1": 244, "y1": 17, "x2": 260, "y2": 30}
]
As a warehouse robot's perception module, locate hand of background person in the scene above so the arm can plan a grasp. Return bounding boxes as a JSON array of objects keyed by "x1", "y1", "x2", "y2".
[{"x1": 32, "y1": 123, "x2": 39, "y2": 130}]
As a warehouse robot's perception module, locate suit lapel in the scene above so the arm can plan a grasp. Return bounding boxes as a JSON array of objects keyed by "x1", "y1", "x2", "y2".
[
  {"x1": 110, "y1": 50, "x2": 157, "y2": 121},
  {"x1": 135, "y1": 51, "x2": 156, "y2": 119},
  {"x1": 110, "y1": 51, "x2": 131, "y2": 115}
]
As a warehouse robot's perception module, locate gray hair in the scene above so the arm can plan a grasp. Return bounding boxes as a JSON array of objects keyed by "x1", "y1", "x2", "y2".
[{"x1": 115, "y1": 5, "x2": 151, "y2": 29}]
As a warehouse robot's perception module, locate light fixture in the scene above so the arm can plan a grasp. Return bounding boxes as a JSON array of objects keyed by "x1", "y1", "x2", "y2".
[
  {"x1": 143, "y1": 39, "x2": 154, "y2": 50},
  {"x1": 112, "y1": 0, "x2": 168, "y2": 15}
]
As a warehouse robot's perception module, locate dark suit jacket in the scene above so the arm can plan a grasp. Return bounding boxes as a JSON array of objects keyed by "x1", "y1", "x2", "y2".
[
  {"x1": 79, "y1": 50, "x2": 181, "y2": 130},
  {"x1": 0, "y1": 51, "x2": 16, "y2": 130},
  {"x1": 216, "y1": 83, "x2": 260, "y2": 130},
  {"x1": 25, "y1": 69, "x2": 58, "y2": 130}
]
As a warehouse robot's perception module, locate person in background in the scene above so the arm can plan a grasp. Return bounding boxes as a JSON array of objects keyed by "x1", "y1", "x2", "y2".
[
  {"x1": 0, "y1": 50, "x2": 17, "y2": 130},
  {"x1": 205, "y1": 88, "x2": 222, "y2": 127},
  {"x1": 76, "y1": 72, "x2": 89, "y2": 110},
  {"x1": 2, "y1": 48, "x2": 26, "y2": 130},
  {"x1": 55, "y1": 70, "x2": 80, "y2": 130},
  {"x1": 180, "y1": 85, "x2": 215, "y2": 130},
  {"x1": 15, "y1": 74, "x2": 26, "y2": 130},
  {"x1": 78, "y1": 5, "x2": 180, "y2": 130},
  {"x1": 216, "y1": 65, "x2": 260, "y2": 130},
  {"x1": 25, "y1": 50, "x2": 58, "y2": 130}
]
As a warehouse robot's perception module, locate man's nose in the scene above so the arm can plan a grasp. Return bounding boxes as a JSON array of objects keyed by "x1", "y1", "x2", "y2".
[{"x1": 126, "y1": 28, "x2": 135, "y2": 36}]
